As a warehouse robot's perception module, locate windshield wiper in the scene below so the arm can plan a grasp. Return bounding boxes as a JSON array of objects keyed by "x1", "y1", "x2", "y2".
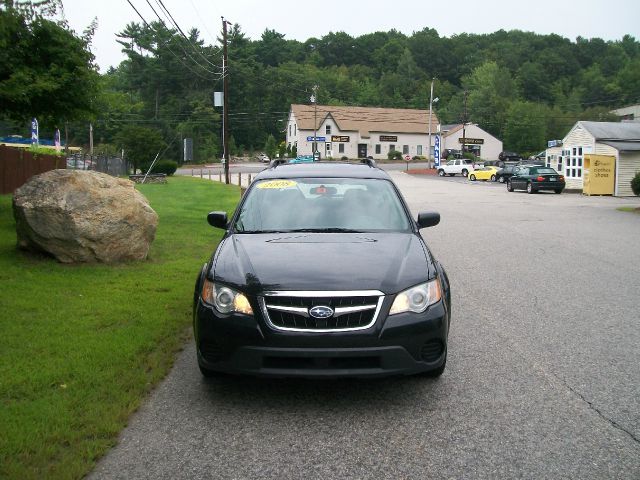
[{"x1": 235, "y1": 229, "x2": 286, "y2": 234}]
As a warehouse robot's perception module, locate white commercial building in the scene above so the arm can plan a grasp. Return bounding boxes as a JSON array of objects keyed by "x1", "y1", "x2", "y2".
[
  {"x1": 286, "y1": 104, "x2": 438, "y2": 161},
  {"x1": 439, "y1": 123, "x2": 503, "y2": 161},
  {"x1": 547, "y1": 121, "x2": 640, "y2": 196}
]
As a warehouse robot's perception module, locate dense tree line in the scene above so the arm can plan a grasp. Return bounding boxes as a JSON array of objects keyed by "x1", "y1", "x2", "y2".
[{"x1": 2, "y1": 3, "x2": 639, "y2": 161}]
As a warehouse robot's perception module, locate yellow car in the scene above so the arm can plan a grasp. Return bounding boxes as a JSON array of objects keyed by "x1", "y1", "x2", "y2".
[{"x1": 469, "y1": 166, "x2": 499, "y2": 182}]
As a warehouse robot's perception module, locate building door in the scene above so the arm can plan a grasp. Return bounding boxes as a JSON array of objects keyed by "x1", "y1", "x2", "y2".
[{"x1": 358, "y1": 144, "x2": 367, "y2": 158}]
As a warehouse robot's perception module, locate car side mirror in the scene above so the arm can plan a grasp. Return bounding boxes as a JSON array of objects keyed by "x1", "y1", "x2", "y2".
[
  {"x1": 416, "y1": 212, "x2": 440, "y2": 229},
  {"x1": 207, "y1": 211, "x2": 228, "y2": 229}
]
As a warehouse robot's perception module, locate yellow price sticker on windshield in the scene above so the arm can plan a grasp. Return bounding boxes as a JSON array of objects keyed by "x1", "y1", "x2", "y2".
[{"x1": 257, "y1": 180, "x2": 297, "y2": 189}]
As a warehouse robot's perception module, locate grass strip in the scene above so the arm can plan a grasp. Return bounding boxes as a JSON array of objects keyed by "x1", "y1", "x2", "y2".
[{"x1": 0, "y1": 176, "x2": 239, "y2": 479}]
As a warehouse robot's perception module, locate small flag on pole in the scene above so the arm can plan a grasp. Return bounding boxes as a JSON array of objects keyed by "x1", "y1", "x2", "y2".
[
  {"x1": 54, "y1": 128, "x2": 61, "y2": 151},
  {"x1": 31, "y1": 118, "x2": 39, "y2": 146}
]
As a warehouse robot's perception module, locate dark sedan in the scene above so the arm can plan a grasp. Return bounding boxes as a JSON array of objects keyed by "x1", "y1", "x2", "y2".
[
  {"x1": 193, "y1": 161, "x2": 451, "y2": 379},
  {"x1": 507, "y1": 166, "x2": 565, "y2": 194},
  {"x1": 495, "y1": 164, "x2": 519, "y2": 183}
]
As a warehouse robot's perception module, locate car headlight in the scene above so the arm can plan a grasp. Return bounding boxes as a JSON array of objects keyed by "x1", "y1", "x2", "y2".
[
  {"x1": 201, "y1": 279, "x2": 253, "y2": 315},
  {"x1": 389, "y1": 279, "x2": 442, "y2": 315}
]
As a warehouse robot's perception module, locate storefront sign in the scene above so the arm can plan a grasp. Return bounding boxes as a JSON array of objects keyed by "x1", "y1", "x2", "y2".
[
  {"x1": 306, "y1": 136, "x2": 326, "y2": 142},
  {"x1": 434, "y1": 135, "x2": 441, "y2": 166},
  {"x1": 331, "y1": 135, "x2": 350, "y2": 142},
  {"x1": 379, "y1": 135, "x2": 398, "y2": 142},
  {"x1": 458, "y1": 137, "x2": 484, "y2": 145}
]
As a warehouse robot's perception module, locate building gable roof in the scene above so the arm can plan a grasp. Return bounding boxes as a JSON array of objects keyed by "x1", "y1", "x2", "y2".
[
  {"x1": 579, "y1": 121, "x2": 640, "y2": 141},
  {"x1": 290, "y1": 104, "x2": 438, "y2": 137}
]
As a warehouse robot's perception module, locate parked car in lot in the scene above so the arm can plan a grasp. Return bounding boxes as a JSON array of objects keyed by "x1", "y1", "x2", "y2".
[
  {"x1": 499, "y1": 151, "x2": 522, "y2": 162},
  {"x1": 193, "y1": 161, "x2": 451, "y2": 378},
  {"x1": 468, "y1": 166, "x2": 499, "y2": 182},
  {"x1": 437, "y1": 158, "x2": 474, "y2": 177},
  {"x1": 507, "y1": 166, "x2": 565, "y2": 194},
  {"x1": 288, "y1": 155, "x2": 315, "y2": 164},
  {"x1": 257, "y1": 153, "x2": 270, "y2": 163},
  {"x1": 495, "y1": 164, "x2": 520, "y2": 183}
]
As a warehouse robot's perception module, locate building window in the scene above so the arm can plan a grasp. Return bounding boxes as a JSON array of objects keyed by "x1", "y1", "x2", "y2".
[
  {"x1": 326, "y1": 143, "x2": 331, "y2": 153},
  {"x1": 289, "y1": 125, "x2": 291, "y2": 137},
  {"x1": 417, "y1": 145, "x2": 422, "y2": 156},
  {"x1": 338, "y1": 143, "x2": 344, "y2": 153},
  {"x1": 326, "y1": 125, "x2": 331, "y2": 135},
  {"x1": 403, "y1": 145, "x2": 409, "y2": 154},
  {"x1": 390, "y1": 144, "x2": 395, "y2": 152},
  {"x1": 375, "y1": 144, "x2": 381, "y2": 154},
  {"x1": 294, "y1": 125, "x2": 296, "y2": 136}
]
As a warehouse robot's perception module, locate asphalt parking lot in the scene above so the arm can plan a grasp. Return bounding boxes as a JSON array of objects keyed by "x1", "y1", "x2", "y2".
[{"x1": 89, "y1": 172, "x2": 640, "y2": 479}]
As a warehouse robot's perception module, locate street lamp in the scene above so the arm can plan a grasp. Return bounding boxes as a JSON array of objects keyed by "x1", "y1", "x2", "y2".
[
  {"x1": 428, "y1": 78, "x2": 439, "y2": 169},
  {"x1": 311, "y1": 85, "x2": 318, "y2": 157}
]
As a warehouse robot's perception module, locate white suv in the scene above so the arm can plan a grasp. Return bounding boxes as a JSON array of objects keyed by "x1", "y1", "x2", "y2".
[{"x1": 437, "y1": 159, "x2": 474, "y2": 177}]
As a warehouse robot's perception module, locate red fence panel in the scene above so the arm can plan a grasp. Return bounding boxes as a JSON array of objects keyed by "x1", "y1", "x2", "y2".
[{"x1": 0, "y1": 146, "x2": 65, "y2": 194}]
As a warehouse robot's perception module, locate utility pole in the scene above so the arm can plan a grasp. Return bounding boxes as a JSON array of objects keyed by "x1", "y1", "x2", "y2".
[
  {"x1": 222, "y1": 17, "x2": 231, "y2": 184},
  {"x1": 89, "y1": 122, "x2": 94, "y2": 157},
  {"x1": 428, "y1": 78, "x2": 434, "y2": 169},
  {"x1": 311, "y1": 85, "x2": 318, "y2": 157},
  {"x1": 461, "y1": 90, "x2": 468, "y2": 158}
]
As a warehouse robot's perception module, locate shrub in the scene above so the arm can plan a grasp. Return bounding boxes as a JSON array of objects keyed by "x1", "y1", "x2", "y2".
[
  {"x1": 341, "y1": 156, "x2": 348, "y2": 160},
  {"x1": 387, "y1": 150, "x2": 402, "y2": 160},
  {"x1": 631, "y1": 171, "x2": 640, "y2": 196},
  {"x1": 151, "y1": 160, "x2": 178, "y2": 176}
]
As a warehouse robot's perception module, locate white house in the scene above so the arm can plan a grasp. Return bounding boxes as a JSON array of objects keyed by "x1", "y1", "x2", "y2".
[
  {"x1": 557, "y1": 121, "x2": 640, "y2": 196},
  {"x1": 439, "y1": 123, "x2": 503, "y2": 161},
  {"x1": 610, "y1": 104, "x2": 640, "y2": 121},
  {"x1": 286, "y1": 104, "x2": 438, "y2": 160}
]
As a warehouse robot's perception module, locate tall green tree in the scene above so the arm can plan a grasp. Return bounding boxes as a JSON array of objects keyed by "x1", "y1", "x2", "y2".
[
  {"x1": 115, "y1": 126, "x2": 165, "y2": 173},
  {"x1": 0, "y1": 8, "x2": 99, "y2": 126}
]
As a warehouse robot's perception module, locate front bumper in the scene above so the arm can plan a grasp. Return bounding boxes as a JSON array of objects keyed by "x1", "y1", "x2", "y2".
[{"x1": 194, "y1": 296, "x2": 449, "y2": 378}]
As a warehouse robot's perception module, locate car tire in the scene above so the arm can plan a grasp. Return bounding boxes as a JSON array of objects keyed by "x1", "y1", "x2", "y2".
[
  {"x1": 438, "y1": 169, "x2": 445, "y2": 177},
  {"x1": 462, "y1": 169, "x2": 468, "y2": 177},
  {"x1": 507, "y1": 180, "x2": 514, "y2": 192},
  {"x1": 491, "y1": 175, "x2": 496, "y2": 182},
  {"x1": 555, "y1": 189, "x2": 563, "y2": 194},
  {"x1": 498, "y1": 176, "x2": 505, "y2": 183},
  {"x1": 469, "y1": 174, "x2": 476, "y2": 181},
  {"x1": 527, "y1": 182, "x2": 535, "y2": 194}
]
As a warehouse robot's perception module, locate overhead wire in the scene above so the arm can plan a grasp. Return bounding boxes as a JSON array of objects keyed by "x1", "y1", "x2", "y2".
[
  {"x1": 154, "y1": 0, "x2": 223, "y2": 72},
  {"x1": 143, "y1": 0, "x2": 223, "y2": 78},
  {"x1": 124, "y1": 0, "x2": 221, "y2": 81}
]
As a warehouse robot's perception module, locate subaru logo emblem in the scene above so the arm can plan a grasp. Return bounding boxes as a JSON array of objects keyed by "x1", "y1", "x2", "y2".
[{"x1": 309, "y1": 305, "x2": 334, "y2": 319}]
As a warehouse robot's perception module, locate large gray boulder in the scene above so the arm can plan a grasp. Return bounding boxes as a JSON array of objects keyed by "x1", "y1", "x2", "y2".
[{"x1": 13, "y1": 169, "x2": 158, "y2": 263}]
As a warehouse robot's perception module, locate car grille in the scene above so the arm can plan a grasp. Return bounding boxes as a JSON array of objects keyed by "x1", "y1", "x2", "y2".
[{"x1": 260, "y1": 291, "x2": 384, "y2": 332}]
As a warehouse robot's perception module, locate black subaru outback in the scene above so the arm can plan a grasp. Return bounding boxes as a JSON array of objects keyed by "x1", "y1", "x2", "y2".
[{"x1": 193, "y1": 161, "x2": 451, "y2": 378}]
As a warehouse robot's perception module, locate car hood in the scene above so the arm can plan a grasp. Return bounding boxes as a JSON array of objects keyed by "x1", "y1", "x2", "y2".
[{"x1": 211, "y1": 232, "x2": 433, "y2": 295}]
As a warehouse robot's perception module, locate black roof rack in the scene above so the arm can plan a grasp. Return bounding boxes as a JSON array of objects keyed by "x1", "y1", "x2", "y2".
[
  {"x1": 268, "y1": 158, "x2": 288, "y2": 168},
  {"x1": 268, "y1": 158, "x2": 379, "y2": 169},
  {"x1": 360, "y1": 158, "x2": 378, "y2": 168}
]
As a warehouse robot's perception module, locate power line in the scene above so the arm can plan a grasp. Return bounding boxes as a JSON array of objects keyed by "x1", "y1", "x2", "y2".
[
  {"x1": 154, "y1": 0, "x2": 223, "y2": 72},
  {"x1": 123, "y1": 0, "x2": 220, "y2": 81},
  {"x1": 143, "y1": 0, "x2": 223, "y2": 77}
]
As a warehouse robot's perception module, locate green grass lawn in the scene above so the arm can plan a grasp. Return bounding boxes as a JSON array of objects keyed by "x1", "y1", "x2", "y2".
[{"x1": 0, "y1": 176, "x2": 240, "y2": 480}]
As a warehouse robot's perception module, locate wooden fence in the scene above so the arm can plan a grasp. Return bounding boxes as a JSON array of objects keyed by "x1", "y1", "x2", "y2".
[{"x1": 0, "y1": 146, "x2": 65, "y2": 194}]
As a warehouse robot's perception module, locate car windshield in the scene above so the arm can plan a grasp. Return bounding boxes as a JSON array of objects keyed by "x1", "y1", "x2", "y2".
[{"x1": 234, "y1": 177, "x2": 411, "y2": 233}]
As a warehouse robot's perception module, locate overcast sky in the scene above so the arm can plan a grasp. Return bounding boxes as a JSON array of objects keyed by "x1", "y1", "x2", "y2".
[{"x1": 60, "y1": 0, "x2": 640, "y2": 72}]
